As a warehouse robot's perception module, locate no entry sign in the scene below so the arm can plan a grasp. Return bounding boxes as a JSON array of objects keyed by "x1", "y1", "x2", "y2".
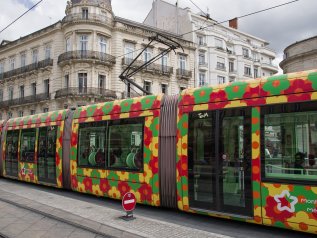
[{"x1": 122, "y1": 192, "x2": 136, "y2": 212}]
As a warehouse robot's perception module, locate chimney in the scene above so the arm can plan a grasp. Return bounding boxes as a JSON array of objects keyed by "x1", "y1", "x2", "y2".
[{"x1": 229, "y1": 18, "x2": 238, "y2": 29}]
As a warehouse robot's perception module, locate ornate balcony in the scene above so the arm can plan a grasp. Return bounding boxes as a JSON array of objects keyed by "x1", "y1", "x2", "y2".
[
  {"x1": 0, "y1": 93, "x2": 50, "y2": 109},
  {"x1": 55, "y1": 87, "x2": 117, "y2": 100},
  {"x1": 121, "y1": 57, "x2": 173, "y2": 76},
  {"x1": 62, "y1": 13, "x2": 111, "y2": 25},
  {"x1": 58, "y1": 51, "x2": 116, "y2": 66},
  {"x1": 262, "y1": 62, "x2": 279, "y2": 73},
  {"x1": 0, "y1": 59, "x2": 53, "y2": 81},
  {"x1": 176, "y1": 69, "x2": 192, "y2": 80}
]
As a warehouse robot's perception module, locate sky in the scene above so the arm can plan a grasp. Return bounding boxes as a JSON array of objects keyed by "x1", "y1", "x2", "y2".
[{"x1": 1, "y1": 0, "x2": 317, "y2": 72}]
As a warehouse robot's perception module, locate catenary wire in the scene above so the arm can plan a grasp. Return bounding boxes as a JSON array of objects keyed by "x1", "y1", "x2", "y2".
[{"x1": 0, "y1": 0, "x2": 44, "y2": 35}]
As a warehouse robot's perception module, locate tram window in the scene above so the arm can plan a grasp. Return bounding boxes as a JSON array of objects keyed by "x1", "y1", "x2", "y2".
[
  {"x1": 107, "y1": 118, "x2": 144, "y2": 171},
  {"x1": 262, "y1": 103, "x2": 317, "y2": 182},
  {"x1": 20, "y1": 129, "x2": 36, "y2": 163},
  {"x1": 78, "y1": 122, "x2": 106, "y2": 168}
]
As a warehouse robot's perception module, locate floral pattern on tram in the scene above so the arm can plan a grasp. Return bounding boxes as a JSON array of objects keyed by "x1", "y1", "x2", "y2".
[
  {"x1": 177, "y1": 70, "x2": 317, "y2": 234},
  {"x1": 70, "y1": 95, "x2": 162, "y2": 206},
  {"x1": 3, "y1": 110, "x2": 67, "y2": 187}
]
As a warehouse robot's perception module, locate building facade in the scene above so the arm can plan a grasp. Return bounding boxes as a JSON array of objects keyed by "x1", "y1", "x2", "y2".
[
  {"x1": 280, "y1": 35, "x2": 317, "y2": 73},
  {"x1": 144, "y1": 0, "x2": 278, "y2": 87},
  {"x1": 0, "y1": 0, "x2": 195, "y2": 119}
]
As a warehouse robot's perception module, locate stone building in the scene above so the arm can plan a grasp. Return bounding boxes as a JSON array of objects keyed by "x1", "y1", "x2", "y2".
[
  {"x1": 0, "y1": 0, "x2": 195, "y2": 119},
  {"x1": 280, "y1": 35, "x2": 317, "y2": 73},
  {"x1": 144, "y1": 0, "x2": 278, "y2": 87}
]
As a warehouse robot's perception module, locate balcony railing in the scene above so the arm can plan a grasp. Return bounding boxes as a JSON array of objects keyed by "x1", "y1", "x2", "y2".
[
  {"x1": 62, "y1": 13, "x2": 111, "y2": 25},
  {"x1": 0, "y1": 59, "x2": 53, "y2": 81},
  {"x1": 122, "y1": 58, "x2": 173, "y2": 75},
  {"x1": 58, "y1": 51, "x2": 116, "y2": 65},
  {"x1": 55, "y1": 87, "x2": 117, "y2": 100},
  {"x1": 199, "y1": 62, "x2": 208, "y2": 67},
  {"x1": 0, "y1": 93, "x2": 50, "y2": 109},
  {"x1": 176, "y1": 69, "x2": 192, "y2": 79},
  {"x1": 216, "y1": 63, "x2": 226, "y2": 71}
]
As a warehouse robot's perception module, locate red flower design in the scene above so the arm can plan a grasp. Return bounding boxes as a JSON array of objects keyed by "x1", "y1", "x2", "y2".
[
  {"x1": 99, "y1": 179, "x2": 111, "y2": 193},
  {"x1": 130, "y1": 102, "x2": 143, "y2": 118},
  {"x1": 83, "y1": 177, "x2": 93, "y2": 192},
  {"x1": 152, "y1": 99, "x2": 161, "y2": 109},
  {"x1": 118, "y1": 181, "x2": 131, "y2": 197},
  {"x1": 93, "y1": 107, "x2": 104, "y2": 121},
  {"x1": 180, "y1": 94, "x2": 195, "y2": 106},
  {"x1": 138, "y1": 184, "x2": 152, "y2": 202},
  {"x1": 287, "y1": 93, "x2": 311, "y2": 103},
  {"x1": 149, "y1": 156, "x2": 159, "y2": 174},
  {"x1": 176, "y1": 155, "x2": 188, "y2": 177},
  {"x1": 144, "y1": 126, "x2": 153, "y2": 146},
  {"x1": 265, "y1": 196, "x2": 293, "y2": 222},
  {"x1": 70, "y1": 132, "x2": 78, "y2": 146},
  {"x1": 242, "y1": 86, "x2": 266, "y2": 106},
  {"x1": 210, "y1": 90, "x2": 227, "y2": 103},
  {"x1": 71, "y1": 175, "x2": 78, "y2": 189},
  {"x1": 285, "y1": 79, "x2": 313, "y2": 94}
]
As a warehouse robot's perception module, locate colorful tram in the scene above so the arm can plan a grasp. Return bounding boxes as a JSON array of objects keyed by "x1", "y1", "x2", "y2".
[{"x1": 0, "y1": 70, "x2": 317, "y2": 234}]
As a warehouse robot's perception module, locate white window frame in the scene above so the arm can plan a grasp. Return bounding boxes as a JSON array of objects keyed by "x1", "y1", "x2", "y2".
[
  {"x1": 99, "y1": 36, "x2": 107, "y2": 54},
  {"x1": 9, "y1": 86, "x2": 14, "y2": 100},
  {"x1": 179, "y1": 55, "x2": 186, "y2": 71},
  {"x1": 244, "y1": 65, "x2": 252, "y2": 76},
  {"x1": 215, "y1": 38, "x2": 223, "y2": 49},
  {"x1": 143, "y1": 81, "x2": 152, "y2": 93},
  {"x1": 21, "y1": 52, "x2": 26, "y2": 67},
  {"x1": 79, "y1": 35, "x2": 88, "y2": 51},
  {"x1": 45, "y1": 45, "x2": 51, "y2": 59},
  {"x1": 32, "y1": 49, "x2": 38, "y2": 63},
  {"x1": 161, "y1": 84, "x2": 168, "y2": 94},
  {"x1": 217, "y1": 75, "x2": 226, "y2": 84},
  {"x1": 9, "y1": 57, "x2": 15, "y2": 70},
  {"x1": 144, "y1": 48, "x2": 152, "y2": 63},
  {"x1": 66, "y1": 37, "x2": 71, "y2": 52},
  {"x1": 199, "y1": 71, "x2": 206, "y2": 87}
]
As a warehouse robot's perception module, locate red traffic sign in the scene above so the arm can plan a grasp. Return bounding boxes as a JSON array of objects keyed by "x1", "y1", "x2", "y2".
[{"x1": 122, "y1": 192, "x2": 136, "y2": 212}]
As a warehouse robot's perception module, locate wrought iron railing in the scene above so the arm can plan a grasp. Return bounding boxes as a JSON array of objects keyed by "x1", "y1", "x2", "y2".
[
  {"x1": 58, "y1": 51, "x2": 116, "y2": 65},
  {"x1": 121, "y1": 57, "x2": 173, "y2": 75},
  {"x1": 62, "y1": 13, "x2": 111, "y2": 25},
  {"x1": 176, "y1": 69, "x2": 192, "y2": 79},
  {"x1": 55, "y1": 87, "x2": 117, "y2": 99},
  {"x1": 0, "y1": 59, "x2": 53, "y2": 80},
  {"x1": 0, "y1": 93, "x2": 50, "y2": 109}
]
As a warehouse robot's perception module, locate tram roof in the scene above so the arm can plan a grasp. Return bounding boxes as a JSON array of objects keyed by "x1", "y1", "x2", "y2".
[
  {"x1": 179, "y1": 69, "x2": 317, "y2": 106},
  {"x1": 73, "y1": 94, "x2": 163, "y2": 120},
  {"x1": 6, "y1": 109, "x2": 68, "y2": 129}
]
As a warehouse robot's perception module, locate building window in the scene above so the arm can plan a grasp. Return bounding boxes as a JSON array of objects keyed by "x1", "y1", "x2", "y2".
[
  {"x1": 197, "y1": 35, "x2": 205, "y2": 46},
  {"x1": 215, "y1": 38, "x2": 223, "y2": 49},
  {"x1": 198, "y1": 52, "x2": 205, "y2": 65},
  {"x1": 161, "y1": 52, "x2": 168, "y2": 72},
  {"x1": 19, "y1": 111, "x2": 23, "y2": 117},
  {"x1": 9, "y1": 87, "x2": 14, "y2": 100},
  {"x1": 43, "y1": 108, "x2": 49, "y2": 113},
  {"x1": 82, "y1": 8, "x2": 88, "y2": 19},
  {"x1": 45, "y1": 46, "x2": 51, "y2": 59},
  {"x1": 31, "y1": 83, "x2": 36, "y2": 96},
  {"x1": 32, "y1": 49, "x2": 38, "y2": 63},
  {"x1": 98, "y1": 75, "x2": 105, "y2": 93},
  {"x1": 64, "y1": 104, "x2": 68, "y2": 109},
  {"x1": 179, "y1": 55, "x2": 186, "y2": 71},
  {"x1": 0, "y1": 89, "x2": 3, "y2": 102},
  {"x1": 9, "y1": 57, "x2": 15, "y2": 70},
  {"x1": 79, "y1": 35, "x2": 88, "y2": 51},
  {"x1": 99, "y1": 36, "x2": 107, "y2": 54},
  {"x1": 65, "y1": 74, "x2": 69, "y2": 89},
  {"x1": 66, "y1": 37, "x2": 71, "y2": 52},
  {"x1": 199, "y1": 72, "x2": 206, "y2": 87},
  {"x1": 143, "y1": 48, "x2": 152, "y2": 63},
  {"x1": 143, "y1": 81, "x2": 151, "y2": 94},
  {"x1": 0, "y1": 62, "x2": 4, "y2": 75},
  {"x1": 44, "y1": 79, "x2": 50, "y2": 96},
  {"x1": 244, "y1": 65, "x2": 252, "y2": 76},
  {"x1": 8, "y1": 111, "x2": 13, "y2": 119},
  {"x1": 229, "y1": 61, "x2": 234, "y2": 72},
  {"x1": 30, "y1": 110, "x2": 36, "y2": 115},
  {"x1": 21, "y1": 52, "x2": 26, "y2": 67},
  {"x1": 254, "y1": 68, "x2": 258, "y2": 78},
  {"x1": 161, "y1": 84, "x2": 168, "y2": 94},
  {"x1": 20, "y1": 85, "x2": 24, "y2": 99},
  {"x1": 217, "y1": 75, "x2": 225, "y2": 84},
  {"x1": 180, "y1": 86, "x2": 186, "y2": 92},
  {"x1": 124, "y1": 42, "x2": 135, "y2": 64},
  {"x1": 242, "y1": 48, "x2": 249, "y2": 58},
  {"x1": 78, "y1": 73, "x2": 87, "y2": 93},
  {"x1": 217, "y1": 57, "x2": 225, "y2": 70}
]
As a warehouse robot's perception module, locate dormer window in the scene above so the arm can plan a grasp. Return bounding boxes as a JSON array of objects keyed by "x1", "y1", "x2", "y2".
[{"x1": 82, "y1": 8, "x2": 88, "y2": 19}]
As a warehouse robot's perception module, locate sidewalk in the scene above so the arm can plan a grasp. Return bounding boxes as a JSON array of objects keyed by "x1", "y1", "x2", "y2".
[{"x1": 0, "y1": 179, "x2": 231, "y2": 238}]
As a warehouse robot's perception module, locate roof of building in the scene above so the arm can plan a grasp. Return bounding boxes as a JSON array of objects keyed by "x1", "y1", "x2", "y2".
[{"x1": 284, "y1": 35, "x2": 317, "y2": 52}]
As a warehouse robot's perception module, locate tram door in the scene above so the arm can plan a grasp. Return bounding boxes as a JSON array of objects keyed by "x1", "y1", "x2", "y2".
[
  {"x1": 38, "y1": 126, "x2": 57, "y2": 184},
  {"x1": 188, "y1": 108, "x2": 252, "y2": 216},
  {"x1": 5, "y1": 130, "x2": 19, "y2": 178}
]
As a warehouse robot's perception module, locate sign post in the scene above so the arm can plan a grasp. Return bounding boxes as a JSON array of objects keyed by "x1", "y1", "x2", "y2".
[{"x1": 121, "y1": 192, "x2": 136, "y2": 220}]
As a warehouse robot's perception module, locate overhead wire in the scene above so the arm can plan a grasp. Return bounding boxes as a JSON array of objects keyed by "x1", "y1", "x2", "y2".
[
  {"x1": 0, "y1": 0, "x2": 301, "y2": 100},
  {"x1": 0, "y1": 0, "x2": 44, "y2": 35}
]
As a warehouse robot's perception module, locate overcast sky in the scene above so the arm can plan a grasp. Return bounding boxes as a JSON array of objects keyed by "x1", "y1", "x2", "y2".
[{"x1": 1, "y1": 0, "x2": 317, "y2": 70}]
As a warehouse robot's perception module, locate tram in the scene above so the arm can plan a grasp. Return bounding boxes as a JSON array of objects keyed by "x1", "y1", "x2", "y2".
[{"x1": 0, "y1": 69, "x2": 316, "y2": 234}]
